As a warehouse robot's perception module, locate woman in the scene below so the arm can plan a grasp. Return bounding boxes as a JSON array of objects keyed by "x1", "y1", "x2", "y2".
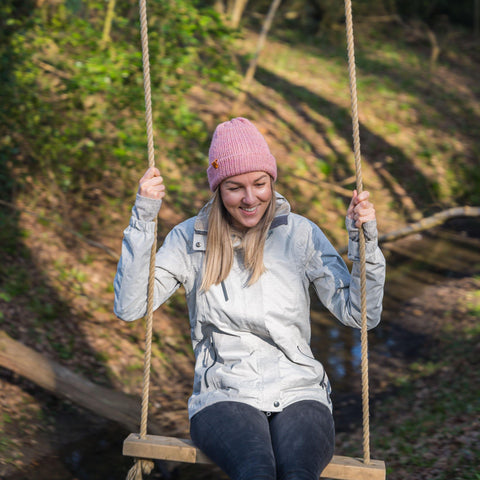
[{"x1": 114, "y1": 117, "x2": 385, "y2": 480}]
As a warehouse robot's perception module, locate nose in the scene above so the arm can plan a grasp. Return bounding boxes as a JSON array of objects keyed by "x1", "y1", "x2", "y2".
[{"x1": 242, "y1": 187, "x2": 255, "y2": 205}]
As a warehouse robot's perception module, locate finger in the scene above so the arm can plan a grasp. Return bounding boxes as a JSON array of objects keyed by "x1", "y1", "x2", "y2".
[
  {"x1": 146, "y1": 166, "x2": 160, "y2": 177},
  {"x1": 139, "y1": 184, "x2": 166, "y2": 200},
  {"x1": 140, "y1": 176, "x2": 164, "y2": 191},
  {"x1": 354, "y1": 190, "x2": 370, "y2": 205},
  {"x1": 143, "y1": 182, "x2": 165, "y2": 192},
  {"x1": 354, "y1": 208, "x2": 376, "y2": 227},
  {"x1": 141, "y1": 175, "x2": 164, "y2": 187},
  {"x1": 355, "y1": 209, "x2": 375, "y2": 221},
  {"x1": 347, "y1": 190, "x2": 358, "y2": 218},
  {"x1": 139, "y1": 167, "x2": 161, "y2": 182},
  {"x1": 354, "y1": 201, "x2": 374, "y2": 214}
]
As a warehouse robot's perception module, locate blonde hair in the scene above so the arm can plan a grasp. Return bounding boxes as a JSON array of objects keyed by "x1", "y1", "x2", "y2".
[{"x1": 201, "y1": 179, "x2": 276, "y2": 291}]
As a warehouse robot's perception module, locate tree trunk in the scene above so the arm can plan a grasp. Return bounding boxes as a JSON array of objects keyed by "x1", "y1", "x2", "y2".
[
  {"x1": 233, "y1": 0, "x2": 282, "y2": 112},
  {"x1": 214, "y1": 0, "x2": 225, "y2": 15},
  {"x1": 101, "y1": 0, "x2": 116, "y2": 48},
  {"x1": 475, "y1": 0, "x2": 480, "y2": 37},
  {"x1": 0, "y1": 330, "x2": 163, "y2": 435},
  {"x1": 229, "y1": 0, "x2": 249, "y2": 29}
]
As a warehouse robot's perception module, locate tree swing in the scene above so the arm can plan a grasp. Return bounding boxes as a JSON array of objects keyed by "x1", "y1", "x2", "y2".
[{"x1": 122, "y1": 1, "x2": 386, "y2": 479}]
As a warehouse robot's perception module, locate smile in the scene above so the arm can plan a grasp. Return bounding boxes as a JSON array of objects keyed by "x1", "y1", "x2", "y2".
[{"x1": 240, "y1": 206, "x2": 257, "y2": 212}]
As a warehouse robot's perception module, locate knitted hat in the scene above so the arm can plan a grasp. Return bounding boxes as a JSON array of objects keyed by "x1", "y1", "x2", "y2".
[{"x1": 207, "y1": 117, "x2": 277, "y2": 191}]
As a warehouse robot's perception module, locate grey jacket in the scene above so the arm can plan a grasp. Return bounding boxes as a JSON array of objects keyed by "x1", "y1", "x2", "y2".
[{"x1": 114, "y1": 192, "x2": 385, "y2": 418}]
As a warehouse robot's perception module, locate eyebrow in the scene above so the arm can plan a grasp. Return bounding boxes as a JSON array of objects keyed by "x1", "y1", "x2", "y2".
[{"x1": 223, "y1": 174, "x2": 269, "y2": 186}]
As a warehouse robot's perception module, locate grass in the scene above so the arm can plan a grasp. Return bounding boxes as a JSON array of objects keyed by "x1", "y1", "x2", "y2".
[
  {"x1": 336, "y1": 301, "x2": 480, "y2": 480},
  {"x1": 466, "y1": 290, "x2": 480, "y2": 318},
  {"x1": 245, "y1": 27, "x2": 479, "y2": 211}
]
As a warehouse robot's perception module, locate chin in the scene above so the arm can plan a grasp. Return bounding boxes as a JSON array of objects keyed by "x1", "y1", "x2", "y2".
[{"x1": 234, "y1": 217, "x2": 260, "y2": 230}]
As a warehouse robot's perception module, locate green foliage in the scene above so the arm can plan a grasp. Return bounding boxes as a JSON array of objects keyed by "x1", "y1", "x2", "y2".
[
  {"x1": 395, "y1": 0, "x2": 475, "y2": 27},
  {"x1": 0, "y1": 0, "x2": 238, "y2": 202}
]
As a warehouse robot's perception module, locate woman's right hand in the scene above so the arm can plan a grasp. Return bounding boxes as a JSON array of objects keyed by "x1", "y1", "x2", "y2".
[{"x1": 138, "y1": 167, "x2": 166, "y2": 200}]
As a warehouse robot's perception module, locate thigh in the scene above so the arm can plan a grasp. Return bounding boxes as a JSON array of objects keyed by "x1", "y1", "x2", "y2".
[
  {"x1": 269, "y1": 400, "x2": 335, "y2": 480},
  {"x1": 190, "y1": 401, "x2": 276, "y2": 480}
]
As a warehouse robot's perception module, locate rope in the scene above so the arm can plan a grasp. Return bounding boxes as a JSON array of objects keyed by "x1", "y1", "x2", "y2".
[
  {"x1": 344, "y1": 0, "x2": 371, "y2": 465},
  {"x1": 125, "y1": 0, "x2": 157, "y2": 477}
]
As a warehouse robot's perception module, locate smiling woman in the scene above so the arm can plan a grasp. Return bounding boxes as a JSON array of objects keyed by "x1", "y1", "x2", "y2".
[
  {"x1": 114, "y1": 117, "x2": 386, "y2": 480},
  {"x1": 220, "y1": 172, "x2": 273, "y2": 231}
]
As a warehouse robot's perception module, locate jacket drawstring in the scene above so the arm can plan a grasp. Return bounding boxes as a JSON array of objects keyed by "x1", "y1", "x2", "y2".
[
  {"x1": 204, "y1": 335, "x2": 217, "y2": 388},
  {"x1": 221, "y1": 281, "x2": 229, "y2": 302}
]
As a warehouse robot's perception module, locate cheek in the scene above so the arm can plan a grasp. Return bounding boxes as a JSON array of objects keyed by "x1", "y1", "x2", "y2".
[
  {"x1": 220, "y1": 191, "x2": 239, "y2": 210},
  {"x1": 259, "y1": 186, "x2": 273, "y2": 202}
]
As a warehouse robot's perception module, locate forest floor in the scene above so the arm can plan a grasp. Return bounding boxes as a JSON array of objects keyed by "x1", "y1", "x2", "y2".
[{"x1": 1, "y1": 28, "x2": 479, "y2": 480}]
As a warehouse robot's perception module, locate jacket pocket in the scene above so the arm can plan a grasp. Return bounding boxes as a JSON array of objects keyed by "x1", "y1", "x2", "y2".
[
  {"x1": 321, "y1": 374, "x2": 332, "y2": 404},
  {"x1": 296, "y1": 345, "x2": 318, "y2": 365},
  {"x1": 296, "y1": 345, "x2": 326, "y2": 383}
]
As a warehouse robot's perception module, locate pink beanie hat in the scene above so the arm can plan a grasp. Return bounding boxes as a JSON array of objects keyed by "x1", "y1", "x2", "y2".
[{"x1": 207, "y1": 117, "x2": 277, "y2": 191}]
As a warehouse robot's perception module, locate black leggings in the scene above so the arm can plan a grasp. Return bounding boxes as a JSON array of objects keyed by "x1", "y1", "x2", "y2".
[{"x1": 190, "y1": 400, "x2": 335, "y2": 480}]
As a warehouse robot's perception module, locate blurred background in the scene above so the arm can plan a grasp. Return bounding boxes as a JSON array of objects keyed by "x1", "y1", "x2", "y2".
[{"x1": 0, "y1": 0, "x2": 479, "y2": 479}]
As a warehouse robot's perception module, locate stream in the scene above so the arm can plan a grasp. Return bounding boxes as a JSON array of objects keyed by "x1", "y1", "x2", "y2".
[{"x1": 6, "y1": 218, "x2": 480, "y2": 480}]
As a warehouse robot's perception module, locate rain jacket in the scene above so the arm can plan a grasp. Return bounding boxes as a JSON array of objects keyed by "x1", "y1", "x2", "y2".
[{"x1": 114, "y1": 192, "x2": 386, "y2": 419}]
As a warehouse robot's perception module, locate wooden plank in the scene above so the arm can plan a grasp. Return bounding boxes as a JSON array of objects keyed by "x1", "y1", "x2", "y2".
[
  {"x1": 123, "y1": 434, "x2": 385, "y2": 480},
  {"x1": 321, "y1": 455, "x2": 385, "y2": 480},
  {"x1": 123, "y1": 434, "x2": 211, "y2": 464}
]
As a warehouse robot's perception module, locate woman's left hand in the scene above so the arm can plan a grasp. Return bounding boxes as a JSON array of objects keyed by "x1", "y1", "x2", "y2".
[{"x1": 347, "y1": 190, "x2": 376, "y2": 228}]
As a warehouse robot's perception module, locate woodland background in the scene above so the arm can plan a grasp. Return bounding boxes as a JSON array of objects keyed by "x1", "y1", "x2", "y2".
[{"x1": 0, "y1": 1, "x2": 479, "y2": 479}]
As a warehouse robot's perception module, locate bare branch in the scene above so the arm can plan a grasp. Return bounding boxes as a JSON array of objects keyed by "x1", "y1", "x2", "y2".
[
  {"x1": 32, "y1": 59, "x2": 71, "y2": 80},
  {"x1": 290, "y1": 174, "x2": 353, "y2": 198},
  {"x1": 338, "y1": 206, "x2": 480, "y2": 254},
  {"x1": 378, "y1": 206, "x2": 480, "y2": 244}
]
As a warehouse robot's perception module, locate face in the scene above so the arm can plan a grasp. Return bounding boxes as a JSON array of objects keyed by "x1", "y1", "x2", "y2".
[{"x1": 219, "y1": 171, "x2": 273, "y2": 231}]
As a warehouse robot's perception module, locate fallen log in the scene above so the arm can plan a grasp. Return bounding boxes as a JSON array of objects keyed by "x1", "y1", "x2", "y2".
[
  {"x1": 377, "y1": 206, "x2": 480, "y2": 244},
  {"x1": 0, "y1": 330, "x2": 162, "y2": 435},
  {"x1": 338, "y1": 206, "x2": 480, "y2": 254}
]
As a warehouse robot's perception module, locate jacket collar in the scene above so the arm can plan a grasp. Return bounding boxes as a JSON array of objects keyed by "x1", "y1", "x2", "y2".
[{"x1": 192, "y1": 192, "x2": 290, "y2": 252}]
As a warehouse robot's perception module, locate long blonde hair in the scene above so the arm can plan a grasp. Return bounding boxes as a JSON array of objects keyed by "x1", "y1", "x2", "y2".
[{"x1": 201, "y1": 179, "x2": 276, "y2": 291}]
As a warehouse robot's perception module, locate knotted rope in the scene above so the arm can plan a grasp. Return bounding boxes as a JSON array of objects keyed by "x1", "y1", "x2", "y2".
[
  {"x1": 125, "y1": 0, "x2": 157, "y2": 478},
  {"x1": 344, "y1": 0, "x2": 371, "y2": 465}
]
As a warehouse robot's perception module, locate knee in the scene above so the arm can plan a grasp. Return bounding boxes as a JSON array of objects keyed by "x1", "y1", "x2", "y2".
[
  {"x1": 237, "y1": 469, "x2": 275, "y2": 480},
  {"x1": 233, "y1": 450, "x2": 276, "y2": 480},
  {"x1": 278, "y1": 468, "x2": 318, "y2": 480}
]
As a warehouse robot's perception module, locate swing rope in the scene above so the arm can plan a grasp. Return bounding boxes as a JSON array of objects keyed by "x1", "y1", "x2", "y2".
[
  {"x1": 125, "y1": 0, "x2": 157, "y2": 478},
  {"x1": 126, "y1": 0, "x2": 373, "y2": 478},
  {"x1": 344, "y1": 0, "x2": 371, "y2": 465}
]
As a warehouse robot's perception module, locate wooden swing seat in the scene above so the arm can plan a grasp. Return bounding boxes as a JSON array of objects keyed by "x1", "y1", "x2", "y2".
[{"x1": 123, "y1": 433, "x2": 386, "y2": 480}]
